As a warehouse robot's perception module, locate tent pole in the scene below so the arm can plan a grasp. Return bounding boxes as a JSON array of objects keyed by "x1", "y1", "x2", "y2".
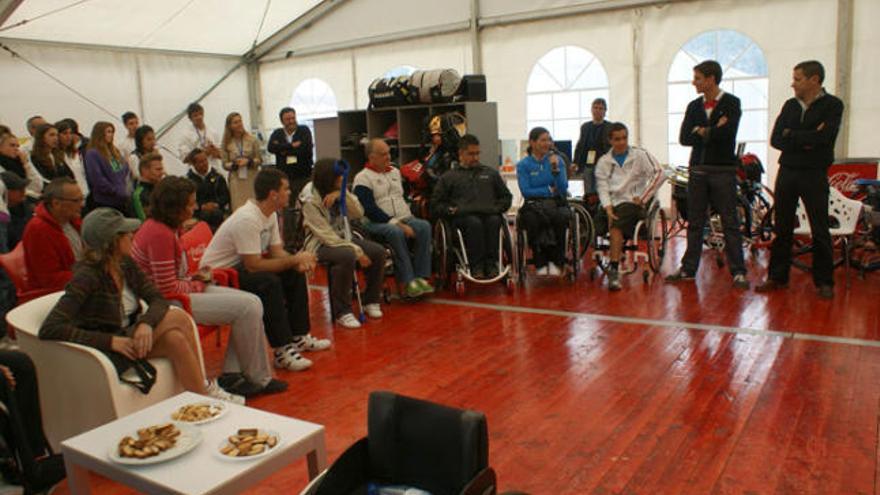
[
  {"x1": 135, "y1": 54, "x2": 145, "y2": 121},
  {"x1": 246, "y1": 60, "x2": 263, "y2": 131},
  {"x1": 0, "y1": 0, "x2": 23, "y2": 27},
  {"x1": 350, "y1": 50, "x2": 358, "y2": 109},
  {"x1": 469, "y1": 0, "x2": 482, "y2": 74},
  {"x1": 834, "y1": 0, "x2": 853, "y2": 158},
  {"x1": 154, "y1": 60, "x2": 246, "y2": 140},
  {"x1": 631, "y1": 8, "x2": 644, "y2": 147}
]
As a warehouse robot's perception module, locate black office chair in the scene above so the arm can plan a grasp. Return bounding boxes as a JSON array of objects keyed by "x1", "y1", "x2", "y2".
[{"x1": 305, "y1": 391, "x2": 497, "y2": 495}]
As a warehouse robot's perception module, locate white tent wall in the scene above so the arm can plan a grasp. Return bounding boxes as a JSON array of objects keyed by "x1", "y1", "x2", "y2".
[
  {"x1": 0, "y1": 40, "x2": 249, "y2": 176},
  {"x1": 267, "y1": 0, "x2": 470, "y2": 56},
  {"x1": 849, "y1": 0, "x2": 880, "y2": 158},
  {"x1": 480, "y1": 8, "x2": 635, "y2": 142},
  {"x1": 259, "y1": 30, "x2": 472, "y2": 123},
  {"x1": 260, "y1": 50, "x2": 357, "y2": 128}
]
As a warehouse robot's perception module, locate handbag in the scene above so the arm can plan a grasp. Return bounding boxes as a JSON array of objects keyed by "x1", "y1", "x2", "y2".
[{"x1": 103, "y1": 351, "x2": 157, "y2": 394}]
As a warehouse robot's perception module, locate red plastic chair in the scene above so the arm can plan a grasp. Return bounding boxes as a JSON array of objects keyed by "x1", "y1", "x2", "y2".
[
  {"x1": 0, "y1": 243, "x2": 57, "y2": 304},
  {"x1": 0, "y1": 243, "x2": 57, "y2": 338},
  {"x1": 168, "y1": 221, "x2": 239, "y2": 346}
]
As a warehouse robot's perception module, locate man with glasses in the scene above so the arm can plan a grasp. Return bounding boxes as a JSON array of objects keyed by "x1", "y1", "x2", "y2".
[{"x1": 22, "y1": 177, "x2": 85, "y2": 292}]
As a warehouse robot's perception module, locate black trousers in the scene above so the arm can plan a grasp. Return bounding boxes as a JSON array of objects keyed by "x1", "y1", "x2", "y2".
[
  {"x1": 451, "y1": 214, "x2": 503, "y2": 269},
  {"x1": 0, "y1": 350, "x2": 65, "y2": 493},
  {"x1": 519, "y1": 201, "x2": 571, "y2": 267},
  {"x1": 768, "y1": 167, "x2": 834, "y2": 287},
  {"x1": 235, "y1": 268, "x2": 310, "y2": 348},
  {"x1": 680, "y1": 170, "x2": 746, "y2": 276}
]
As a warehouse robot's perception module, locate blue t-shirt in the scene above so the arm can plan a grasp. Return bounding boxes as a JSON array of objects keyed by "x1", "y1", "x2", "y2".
[{"x1": 612, "y1": 149, "x2": 629, "y2": 167}]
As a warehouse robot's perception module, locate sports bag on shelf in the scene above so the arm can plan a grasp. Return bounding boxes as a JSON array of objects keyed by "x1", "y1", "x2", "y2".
[
  {"x1": 410, "y1": 69, "x2": 461, "y2": 104},
  {"x1": 368, "y1": 76, "x2": 415, "y2": 108}
]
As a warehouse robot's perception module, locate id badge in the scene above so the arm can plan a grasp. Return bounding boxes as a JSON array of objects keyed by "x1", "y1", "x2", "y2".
[
  {"x1": 587, "y1": 150, "x2": 597, "y2": 165},
  {"x1": 238, "y1": 167, "x2": 248, "y2": 180},
  {"x1": 286, "y1": 155, "x2": 297, "y2": 165}
]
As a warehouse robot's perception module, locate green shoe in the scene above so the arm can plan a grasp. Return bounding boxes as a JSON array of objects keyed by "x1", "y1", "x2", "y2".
[
  {"x1": 416, "y1": 278, "x2": 435, "y2": 294},
  {"x1": 404, "y1": 280, "x2": 424, "y2": 298}
]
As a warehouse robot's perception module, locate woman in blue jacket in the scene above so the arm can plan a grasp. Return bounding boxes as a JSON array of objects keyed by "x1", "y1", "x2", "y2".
[{"x1": 516, "y1": 127, "x2": 571, "y2": 276}]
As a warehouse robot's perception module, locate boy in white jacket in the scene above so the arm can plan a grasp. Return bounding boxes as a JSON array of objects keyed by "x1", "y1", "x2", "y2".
[{"x1": 594, "y1": 122, "x2": 665, "y2": 290}]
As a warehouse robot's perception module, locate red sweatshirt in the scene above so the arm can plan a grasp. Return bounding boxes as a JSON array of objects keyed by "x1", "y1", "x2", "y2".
[
  {"x1": 22, "y1": 202, "x2": 82, "y2": 291},
  {"x1": 131, "y1": 219, "x2": 205, "y2": 296}
]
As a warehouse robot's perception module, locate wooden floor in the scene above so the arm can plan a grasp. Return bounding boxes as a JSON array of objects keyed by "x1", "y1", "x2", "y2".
[{"x1": 51, "y1": 241, "x2": 880, "y2": 494}]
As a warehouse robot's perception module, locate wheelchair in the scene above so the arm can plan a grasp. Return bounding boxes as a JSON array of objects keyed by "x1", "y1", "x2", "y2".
[
  {"x1": 668, "y1": 166, "x2": 760, "y2": 268},
  {"x1": 433, "y1": 216, "x2": 517, "y2": 296},
  {"x1": 514, "y1": 199, "x2": 593, "y2": 284},
  {"x1": 591, "y1": 197, "x2": 669, "y2": 284}
]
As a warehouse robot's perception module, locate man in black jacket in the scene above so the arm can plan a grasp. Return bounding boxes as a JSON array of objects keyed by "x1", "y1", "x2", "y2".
[
  {"x1": 431, "y1": 134, "x2": 513, "y2": 278},
  {"x1": 666, "y1": 60, "x2": 748, "y2": 289},
  {"x1": 757, "y1": 61, "x2": 844, "y2": 299},
  {"x1": 267, "y1": 107, "x2": 313, "y2": 202},
  {"x1": 573, "y1": 98, "x2": 610, "y2": 192},
  {"x1": 185, "y1": 148, "x2": 230, "y2": 231}
]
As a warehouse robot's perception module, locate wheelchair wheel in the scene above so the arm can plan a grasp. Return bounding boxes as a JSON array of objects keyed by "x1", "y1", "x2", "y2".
[
  {"x1": 515, "y1": 222, "x2": 528, "y2": 285},
  {"x1": 646, "y1": 205, "x2": 669, "y2": 273},
  {"x1": 432, "y1": 221, "x2": 451, "y2": 290},
  {"x1": 568, "y1": 201, "x2": 594, "y2": 260}
]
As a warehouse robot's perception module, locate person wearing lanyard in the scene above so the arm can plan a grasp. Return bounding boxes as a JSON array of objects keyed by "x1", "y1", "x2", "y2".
[
  {"x1": 221, "y1": 112, "x2": 262, "y2": 211},
  {"x1": 177, "y1": 102, "x2": 223, "y2": 172},
  {"x1": 268, "y1": 107, "x2": 314, "y2": 202},
  {"x1": 573, "y1": 98, "x2": 611, "y2": 194}
]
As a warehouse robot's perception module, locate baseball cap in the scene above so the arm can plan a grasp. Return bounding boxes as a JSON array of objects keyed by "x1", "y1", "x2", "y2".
[{"x1": 81, "y1": 207, "x2": 141, "y2": 250}]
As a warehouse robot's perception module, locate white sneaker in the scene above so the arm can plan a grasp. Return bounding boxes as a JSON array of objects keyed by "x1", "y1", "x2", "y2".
[
  {"x1": 206, "y1": 379, "x2": 245, "y2": 405},
  {"x1": 364, "y1": 304, "x2": 383, "y2": 319},
  {"x1": 273, "y1": 346, "x2": 313, "y2": 371},
  {"x1": 336, "y1": 313, "x2": 362, "y2": 329},
  {"x1": 292, "y1": 334, "x2": 331, "y2": 352},
  {"x1": 547, "y1": 262, "x2": 561, "y2": 276},
  {"x1": 536, "y1": 266, "x2": 549, "y2": 276}
]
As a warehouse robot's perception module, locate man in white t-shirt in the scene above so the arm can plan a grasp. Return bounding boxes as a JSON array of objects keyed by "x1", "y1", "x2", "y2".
[
  {"x1": 117, "y1": 111, "x2": 139, "y2": 159},
  {"x1": 177, "y1": 103, "x2": 222, "y2": 172},
  {"x1": 201, "y1": 168, "x2": 327, "y2": 371}
]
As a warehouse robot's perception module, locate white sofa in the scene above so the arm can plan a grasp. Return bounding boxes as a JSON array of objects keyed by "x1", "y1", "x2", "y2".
[{"x1": 6, "y1": 292, "x2": 205, "y2": 450}]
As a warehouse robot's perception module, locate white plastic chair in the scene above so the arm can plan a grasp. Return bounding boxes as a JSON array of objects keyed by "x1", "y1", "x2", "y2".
[
  {"x1": 793, "y1": 187, "x2": 862, "y2": 286},
  {"x1": 6, "y1": 292, "x2": 206, "y2": 450}
]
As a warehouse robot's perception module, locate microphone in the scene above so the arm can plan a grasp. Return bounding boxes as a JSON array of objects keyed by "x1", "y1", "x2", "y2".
[{"x1": 549, "y1": 147, "x2": 560, "y2": 176}]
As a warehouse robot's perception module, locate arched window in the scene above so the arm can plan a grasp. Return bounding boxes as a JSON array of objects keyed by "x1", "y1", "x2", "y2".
[
  {"x1": 667, "y1": 30, "x2": 769, "y2": 169},
  {"x1": 383, "y1": 65, "x2": 418, "y2": 78},
  {"x1": 290, "y1": 78, "x2": 338, "y2": 159},
  {"x1": 526, "y1": 46, "x2": 610, "y2": 146}
]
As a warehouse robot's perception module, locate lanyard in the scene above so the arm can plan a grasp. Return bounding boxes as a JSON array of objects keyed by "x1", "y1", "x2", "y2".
[
  {"x1": 236, "y1": 138, "x2": 244, "y2": 158},
  {"x1": 194, "y1": 125, "x2": 206, "y2": 147}
]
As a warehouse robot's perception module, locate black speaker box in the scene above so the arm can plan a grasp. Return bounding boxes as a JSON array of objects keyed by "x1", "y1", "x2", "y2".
[{"x1": 456, "y1": 74, "x2": 487, "y2": 102}]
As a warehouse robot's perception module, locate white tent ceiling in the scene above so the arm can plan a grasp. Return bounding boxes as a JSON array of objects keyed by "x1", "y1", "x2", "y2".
[{"x1": 0, "y1": 0, "x2": 322, "y2": 56}]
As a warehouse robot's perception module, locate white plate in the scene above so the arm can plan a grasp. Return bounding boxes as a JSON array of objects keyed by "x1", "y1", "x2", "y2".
[
  {"x1": 169, "y1": 401, "x2": 228, "y2": 425},
  {"x1": 108, "y1": 423, "x2": 203, "y2": 466},
  {"x1": 214, "y1": 429, "x2": 282, "y2": 462}
]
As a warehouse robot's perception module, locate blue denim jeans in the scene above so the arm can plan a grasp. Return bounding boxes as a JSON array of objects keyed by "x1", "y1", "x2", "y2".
[{"x1": 363, "y1": 218, "x2": 432, "y2": 285}]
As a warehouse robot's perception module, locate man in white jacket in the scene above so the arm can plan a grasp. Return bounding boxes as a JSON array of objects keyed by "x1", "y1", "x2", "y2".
[
  {"x1": 353, "y1": 139, "x2": 434, "y2": 298},
  {"x1": 594, "y1": 122, "x2": 665, "y2": 291}
]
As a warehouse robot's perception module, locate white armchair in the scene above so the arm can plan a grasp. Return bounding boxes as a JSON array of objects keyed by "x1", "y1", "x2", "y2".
[{"x1": 6, "y1": 292, "x2": 206, "y2": 450}]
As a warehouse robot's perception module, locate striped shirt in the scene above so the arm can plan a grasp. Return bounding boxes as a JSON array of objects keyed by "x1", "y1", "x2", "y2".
[{"x1": 131, "y1": 219, "x2": 206, "y2": 296}]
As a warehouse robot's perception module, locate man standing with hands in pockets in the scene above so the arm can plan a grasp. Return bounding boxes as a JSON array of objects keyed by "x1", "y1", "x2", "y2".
[{"x1": 666, "y1": 60, "x2": 749, "y2": 289}]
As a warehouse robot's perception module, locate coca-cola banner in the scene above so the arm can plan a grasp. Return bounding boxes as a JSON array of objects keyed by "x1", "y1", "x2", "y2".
[{"x1": 828, "y1": 159, "x2": 879, "y2": 199}]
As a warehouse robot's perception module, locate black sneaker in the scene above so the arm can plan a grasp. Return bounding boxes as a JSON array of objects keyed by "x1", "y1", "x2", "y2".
[
  {"x1": 732, "y1": 274, "x2": 750, "y2": 290},
  {"x1": 818, "y1": 285, "x2": 834, "y2": 299},
  {"x1": 665, "y1": 269, "x2": 695, "y2": 283},
  {"x1": 608, "y1": 269, "x2": 622, "y2": 291},
  {"x1": 471, "y1": 265, "x2": 485, "y2": 279}
]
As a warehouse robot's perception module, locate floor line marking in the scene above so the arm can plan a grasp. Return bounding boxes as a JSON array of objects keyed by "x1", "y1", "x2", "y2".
[{"x1": 426, "y1": 298, "x2": 880, "y2": 348}]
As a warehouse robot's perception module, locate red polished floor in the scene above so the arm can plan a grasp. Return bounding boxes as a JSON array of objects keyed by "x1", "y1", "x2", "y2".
[{"x1": 49, "y1": 240, "x2": 880, "y2": 494}]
